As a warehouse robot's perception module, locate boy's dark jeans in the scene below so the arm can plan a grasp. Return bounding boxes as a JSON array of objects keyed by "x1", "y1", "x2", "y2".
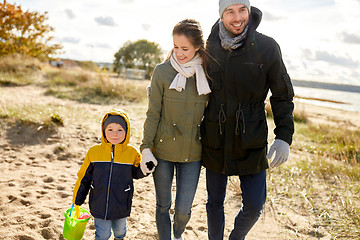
[{"x1": 206, "y1": 169, "x2": 267, "y2": 240}]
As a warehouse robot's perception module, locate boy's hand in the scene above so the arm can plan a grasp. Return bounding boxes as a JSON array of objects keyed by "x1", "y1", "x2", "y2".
[
  {"x1": 140, "y1": 148, "x2": 158, "y2": 174},
  {"x1": 75, "y1": 205, "x2": 81, "y2": 219}
]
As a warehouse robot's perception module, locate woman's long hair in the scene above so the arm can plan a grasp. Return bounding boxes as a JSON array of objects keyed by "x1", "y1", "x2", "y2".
[{"x1": 166, "y1": 19, "x2": 212, "y2": 80}]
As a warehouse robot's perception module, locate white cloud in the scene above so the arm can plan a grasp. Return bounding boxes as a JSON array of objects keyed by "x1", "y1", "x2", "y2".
[
  {"x1": 60, "y1": 37, "x2": 81, "y2": 44},
  {"x1": 64, "y1": 9, "x2": 76, "y2": 19},
  {"x1": 118, "y1": 0, "x2": 134, "y2": 3},
  {"x1": 262, "y1": 11, "x2": 286, "y2": 21},
  {"x1": 90, "y1": 43, "x2": 112, "y2": 49},
  {"x1": 141, "y1": 24, "x2": 151, "y2": 31},
  {"x1": 315, "y1": 51, "x2": 359, "y2": 68},
  {"x1": 6, "y1": 0, "x2": 360, "y2": 86},
  {"x1": 342, "y1": 32, "x2": 360, "y2": 44},
  {"x1": 94, "y1": 16, "x2": 116, "y2": 27}
]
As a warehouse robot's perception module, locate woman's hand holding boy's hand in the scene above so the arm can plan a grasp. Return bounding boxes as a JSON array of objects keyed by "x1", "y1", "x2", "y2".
[{"x1": 140, "y1": 148, "x2": 158, "y2": 174}]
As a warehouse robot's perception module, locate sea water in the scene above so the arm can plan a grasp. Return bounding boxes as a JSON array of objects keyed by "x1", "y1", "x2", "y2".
[{"x1": 291, "y1": 80, "x2": 360, "y2": 113}]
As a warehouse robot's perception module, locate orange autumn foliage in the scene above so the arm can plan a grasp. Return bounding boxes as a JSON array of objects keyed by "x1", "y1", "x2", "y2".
[{"x1": 0, "y1": 0, "x2": 62, "y2": 60}]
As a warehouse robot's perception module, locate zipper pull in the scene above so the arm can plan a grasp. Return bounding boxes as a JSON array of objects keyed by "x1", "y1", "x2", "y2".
[{"x1": 111, "y1": 145, "x2": 114, "y2": 159}]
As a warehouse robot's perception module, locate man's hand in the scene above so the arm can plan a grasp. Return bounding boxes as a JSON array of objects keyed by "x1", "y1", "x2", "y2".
[
  {"x1": 140, "y1": 148, "x2": 158, "y2": 174},
  {"x1": 266, "y1": 139, "x2": 290, "y2": 168}
]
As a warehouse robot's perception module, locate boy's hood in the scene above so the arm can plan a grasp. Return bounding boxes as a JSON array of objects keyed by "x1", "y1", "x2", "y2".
[{"x1": 101, "y1": 108, "x2": 131, "y2": 146}]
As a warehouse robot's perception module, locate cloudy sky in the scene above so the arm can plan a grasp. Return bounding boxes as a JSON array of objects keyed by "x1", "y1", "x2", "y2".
[{"x1": 8, "y1": 0, "x2": 360, "y2": 85}]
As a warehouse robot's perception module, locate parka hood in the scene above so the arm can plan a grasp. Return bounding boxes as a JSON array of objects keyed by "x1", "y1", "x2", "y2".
[
  {"x1": 248, "y1": 6, "x2": 262, "y2": 34},
  {"x1": 101, "y1": 108, "x2": 131, "y2": 146}
]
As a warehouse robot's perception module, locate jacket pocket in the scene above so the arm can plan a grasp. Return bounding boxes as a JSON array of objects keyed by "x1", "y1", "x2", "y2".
[
  {"x1": 153, "y1": 121, "x2": 173, "y2": 155},
  {"x1": 234, "y1": 111, "x2": 268, "y2": 150},
  {"x1": 154, "y1": 122, "x2": 170, "y2": 146},
  {"x1": 89, "y1": 184, "x2": 106, "y2": 217},
  {"x1": 112, "y1": 183, "x2": 133, "y2": 215},
  {"x1": 282, "y1": 73, "x2": 294, "y2": 98}
]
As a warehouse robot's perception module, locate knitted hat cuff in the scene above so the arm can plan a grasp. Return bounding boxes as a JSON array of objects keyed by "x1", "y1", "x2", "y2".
[
  {"x1": 103, "y1": 115, "x2": 127, "y2": 133},
  {"x1": 219, "y1": 0, "x2": 251, "y2": 17}
]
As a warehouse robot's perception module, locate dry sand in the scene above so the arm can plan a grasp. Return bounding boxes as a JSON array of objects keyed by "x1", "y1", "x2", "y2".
[{"x1": 1, "y1": 85, "x2": 359, "y2": 240}]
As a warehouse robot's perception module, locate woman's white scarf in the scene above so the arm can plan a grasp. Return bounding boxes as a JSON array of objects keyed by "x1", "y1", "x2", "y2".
[{"x1": 169, "y1": 52, "x2": 211, "y2": 95}]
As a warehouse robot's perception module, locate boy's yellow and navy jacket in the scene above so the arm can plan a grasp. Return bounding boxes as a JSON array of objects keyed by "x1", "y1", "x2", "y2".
[{"x1": 72, "y1": 109, "x2": 145, "y2": 220}]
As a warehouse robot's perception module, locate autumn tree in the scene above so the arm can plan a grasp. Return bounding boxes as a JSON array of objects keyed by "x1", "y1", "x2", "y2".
[
  {"x1": 114, "y1": 39, "x2": 163, "y2": 78},
  {"x1": 0, "y1": 0, "x2": 62, "y2": 60}
]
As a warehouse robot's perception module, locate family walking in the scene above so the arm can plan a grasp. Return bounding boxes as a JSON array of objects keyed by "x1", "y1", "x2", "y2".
[{"x1": 71, "y1": 0, "x2": 294, "y2": 239}]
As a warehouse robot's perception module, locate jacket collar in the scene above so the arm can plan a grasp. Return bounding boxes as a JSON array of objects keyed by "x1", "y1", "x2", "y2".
[{"x1": 247, "y1": 6, "x2": 262, "y2": 40}]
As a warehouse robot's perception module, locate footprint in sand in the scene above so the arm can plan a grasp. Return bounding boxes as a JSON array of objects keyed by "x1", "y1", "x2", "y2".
[
  {"x1": 197, "y1": 226, "x2": 206, "y2": 231},
  {"x1": 43, "y1": 177, "x2": 54, "y2": 183},
  {"x1": 22, "y1": 180, "x2": 37, "y2": 187},
  {"x1": 37, "y1": 190, "x2": 47, "y2": 195},
  {"x1": 20, "y1": 199, "x2": 31, "y2": 206},
  {"x1": 20, "y1": 192, "x2": 31, "y2": 198},
  {"x1": 40, "y1": 213, "x2": 51, "y2": 219},
  {"x1": 41, "y1": 228, "x2": 53, "y2": 239},
  {"x1": 18, "y1": 236, "x2": 35, "y2": 240},
  {"x1": 60, "y1": 193, "x2": 70, "y2": 198},
  {"x1": 7, "y1": 195, "x2": 17, "y2": 203},
  {"x1": 41, "y1": 219, "x2": 51, "y2": 228}
]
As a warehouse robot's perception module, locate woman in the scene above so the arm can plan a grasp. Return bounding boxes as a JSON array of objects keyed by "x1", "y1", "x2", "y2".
[{"x1": 140, "y1": 19, "x2": 211, "y2": 240}]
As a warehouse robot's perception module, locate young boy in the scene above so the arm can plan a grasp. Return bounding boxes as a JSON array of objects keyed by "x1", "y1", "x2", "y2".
[{"x1": 72, "y1": 108, "x2": 156, "y2": 240}]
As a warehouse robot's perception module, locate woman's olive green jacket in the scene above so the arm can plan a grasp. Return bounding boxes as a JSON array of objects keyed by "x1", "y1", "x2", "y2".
[{"x1": 140, "y1": 60, "x2": 209, "y2": 162}]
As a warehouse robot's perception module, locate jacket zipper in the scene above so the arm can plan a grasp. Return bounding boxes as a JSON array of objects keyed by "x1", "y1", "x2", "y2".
[{"x1": 104, "y1": 145, "x2": 114, "y2": 219}]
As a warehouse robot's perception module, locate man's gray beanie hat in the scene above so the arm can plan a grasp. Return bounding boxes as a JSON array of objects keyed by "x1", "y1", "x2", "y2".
[{"x1": 219, "y1": 0, "x2": 251, "y2": 17}]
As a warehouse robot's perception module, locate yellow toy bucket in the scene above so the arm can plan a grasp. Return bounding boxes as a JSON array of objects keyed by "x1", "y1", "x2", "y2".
[{"x1": 63, "y1": 207, "x2": 91, "y2": 240}]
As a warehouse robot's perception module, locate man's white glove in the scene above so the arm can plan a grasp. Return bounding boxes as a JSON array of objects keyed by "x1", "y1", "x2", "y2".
[
  {"x1": 266, "y1": 139, "x2": 290, "y2": 168},
  {"x1": 140, "y1": 148, "x2": 158, "y2": 174}
]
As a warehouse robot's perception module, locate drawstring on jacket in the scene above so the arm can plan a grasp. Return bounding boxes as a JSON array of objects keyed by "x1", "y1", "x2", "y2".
[
  {"x1": 218, "y1": 104, "x2": 226, "y2": 135},
  {"x1": 235, "y1": 103, "x2": 246, "y2": 135}
]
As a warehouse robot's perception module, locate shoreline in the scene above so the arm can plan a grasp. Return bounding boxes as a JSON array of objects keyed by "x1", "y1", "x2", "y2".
[
  {"x1": 294, "y1": 95, "x2": 346, "y2": 105},
  {"x1": 294, "y1": 100, "x2": 360, "y2": 129},
  {"x1": 293, "y1": 86, "x2": 360, "y2": 113}
]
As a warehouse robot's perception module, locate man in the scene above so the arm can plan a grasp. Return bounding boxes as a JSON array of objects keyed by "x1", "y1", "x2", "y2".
[{"x1": 201, "y1": 0, "x2": 294, "y2": 239}]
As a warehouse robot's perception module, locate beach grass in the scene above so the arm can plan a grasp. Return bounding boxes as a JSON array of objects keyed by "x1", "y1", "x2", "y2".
[
  {"x1": 0, "y1": 54, "x2": 148, "y2": 104},
  {"x1": 267, "y1": 154, "x2": 360, "y2": 238},
  {"x1": 265, "y1": 119, "x2": 360, "y2": 238},
  {"x1": 296, "y1": 123, "x2": 360, "y2": 164},
  {"x1": 0, "y1": 54, "x2": 43, "y2": 86},
  {"x1": 0, "y1": 103, "x2": 63, "y2": 127},
  {"x1": 43, "y1": 67, "x2": 148, "y2": 105}
]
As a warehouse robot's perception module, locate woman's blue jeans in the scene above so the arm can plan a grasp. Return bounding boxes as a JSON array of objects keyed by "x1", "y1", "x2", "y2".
[
  {"x1": 94, "y1": 217, "x2": 127, "y2": 240},
  {"x1": 206, "y1": 169, "x2": 267, "y2": 240},
  {"x1": 153, "y1": 159, "x2": 201, "y2": 240}
]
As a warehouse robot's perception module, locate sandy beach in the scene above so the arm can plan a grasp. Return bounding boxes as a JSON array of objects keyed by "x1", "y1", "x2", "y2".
[{"x1": 1, "y1": 85, "x2": 359, "y2": 240}]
